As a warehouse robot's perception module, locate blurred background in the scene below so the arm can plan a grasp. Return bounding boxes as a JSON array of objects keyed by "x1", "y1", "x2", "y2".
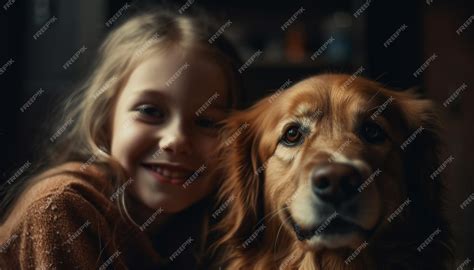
[{"x1": 1, "y1": 0, "x2": 473, "y2": 264}]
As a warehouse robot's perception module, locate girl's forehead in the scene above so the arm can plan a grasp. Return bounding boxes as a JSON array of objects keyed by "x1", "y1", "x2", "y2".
[{"x1": 122, "y1": 50, "x2": 230, "y2": 110}]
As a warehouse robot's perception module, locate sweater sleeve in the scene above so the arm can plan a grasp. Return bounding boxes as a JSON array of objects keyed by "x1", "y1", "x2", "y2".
[{"x1": 5, "y1": 190, "x2": 128, "y2": 270}]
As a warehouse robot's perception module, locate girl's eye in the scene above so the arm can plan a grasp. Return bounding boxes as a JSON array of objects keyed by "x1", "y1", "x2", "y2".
[
  {"x1": 281, "y1": 124, "x2": 305, "y2": 147},
  {"x1": 359, "y1": 122, "x2": 386, "y2": 144},
  {"x1": 135, "y1": 104, "x2": 164, "y2": 118},
  {"x1": 196, "y1": 117, "x2": 219, "y2": 129}
]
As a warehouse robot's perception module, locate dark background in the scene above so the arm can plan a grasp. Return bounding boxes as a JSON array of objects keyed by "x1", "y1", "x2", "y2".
[{"x1": 1, "y1": 0, "x2": 473, "y2": 264}]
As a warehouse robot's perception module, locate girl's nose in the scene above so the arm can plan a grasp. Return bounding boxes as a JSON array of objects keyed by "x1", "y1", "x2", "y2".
[{"x1": 159, "y1": 121, "x2": 192, "y2": 155}]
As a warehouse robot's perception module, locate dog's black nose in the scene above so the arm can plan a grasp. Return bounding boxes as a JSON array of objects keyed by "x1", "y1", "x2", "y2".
[{"x1": 311, "y1": 163, "x2": 362, "y2": 205}]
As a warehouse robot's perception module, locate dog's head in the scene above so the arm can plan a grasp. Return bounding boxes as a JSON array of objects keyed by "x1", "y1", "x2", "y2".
[{"x1": 214, "y1": 74, "x2": 452, "y2": 268}]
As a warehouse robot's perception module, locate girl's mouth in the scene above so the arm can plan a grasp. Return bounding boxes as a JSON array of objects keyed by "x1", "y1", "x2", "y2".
[{"x1": 142, "y1": 163, "x2": 194, "y2": 185}]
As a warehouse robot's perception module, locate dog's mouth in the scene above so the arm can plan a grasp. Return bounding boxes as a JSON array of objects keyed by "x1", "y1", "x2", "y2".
[{"x1": 284, "y1": 208, "x2": 371, "y2": 242}]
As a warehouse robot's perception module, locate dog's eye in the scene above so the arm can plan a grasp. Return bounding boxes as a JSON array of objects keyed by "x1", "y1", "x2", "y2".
[
  {"x1": 359, "y1": 122, "x2": 386, "y2": 144},
  {"x1": 281, "y1": 124, "x2": 304, "y2": 146}
]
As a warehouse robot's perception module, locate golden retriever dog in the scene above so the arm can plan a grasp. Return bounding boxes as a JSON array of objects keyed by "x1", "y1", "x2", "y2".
[{"x1": 209, "y1": 74, "x2": 453, "y2": 270}]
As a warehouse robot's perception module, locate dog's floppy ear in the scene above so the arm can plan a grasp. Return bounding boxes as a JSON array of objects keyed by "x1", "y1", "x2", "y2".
[
  {"x1": 212, "y1": 98, "x2": 273, "y2": 250},
  {"x1": 397, "y1": 91, "x2": 454, "y2": 265},
  {"x1": 398, "y1": 92, "x2": 444, "y2": 213}
]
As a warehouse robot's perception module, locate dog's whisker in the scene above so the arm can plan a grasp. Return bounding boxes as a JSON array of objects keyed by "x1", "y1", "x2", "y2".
[
  {"x1": 211, "y1": 73, "x2": 452, "y2": 269},
  {"x1": 273, "y1": 214, "x2": 292, "y2": 263},
  {"x1": 254, "y1": 205, "x2": 288, "y2": 227}
]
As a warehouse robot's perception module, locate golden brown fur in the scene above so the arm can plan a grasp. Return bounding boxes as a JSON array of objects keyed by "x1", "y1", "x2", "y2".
[{"x1": 209, "y1": 74, "x2": 453, "y2": 270}]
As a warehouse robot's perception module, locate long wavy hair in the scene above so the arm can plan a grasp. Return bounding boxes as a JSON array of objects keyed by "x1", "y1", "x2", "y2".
[{"x1": 0, "y1": 6, "x2": 243, "y2": 266}]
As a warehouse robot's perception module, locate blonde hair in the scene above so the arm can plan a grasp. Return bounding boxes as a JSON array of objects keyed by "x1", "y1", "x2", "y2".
[
  {"x1": 1, "y1": 7, "x2": 242, "y2": 264},
  {"x1": 58, "y1": 8, "x2": 242, "y2": 164}
]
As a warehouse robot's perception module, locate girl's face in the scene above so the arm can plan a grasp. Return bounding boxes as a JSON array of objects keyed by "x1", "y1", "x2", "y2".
[{"x1": 110, "y1": 49, "x2": 230, "y2": 213}]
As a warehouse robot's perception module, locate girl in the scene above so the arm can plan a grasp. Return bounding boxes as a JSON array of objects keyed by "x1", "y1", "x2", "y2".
[{"x1": 0, "y1": 8, "x2": 242, "y2": 269}]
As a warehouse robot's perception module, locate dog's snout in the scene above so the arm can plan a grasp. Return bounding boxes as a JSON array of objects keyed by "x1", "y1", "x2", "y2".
[{"x1": 311, "y1": 163, "x2": 362, "y2": 205}]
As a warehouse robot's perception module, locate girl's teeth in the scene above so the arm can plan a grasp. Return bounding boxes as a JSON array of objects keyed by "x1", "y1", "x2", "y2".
[{"x1": 151, "y1": 166, "x2": 188, "y2": 179}]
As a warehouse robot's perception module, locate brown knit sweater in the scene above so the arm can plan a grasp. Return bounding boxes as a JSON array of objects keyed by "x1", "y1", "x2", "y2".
[{"x1": 0, "y1": 162, "x2": 184, "y2": 269}]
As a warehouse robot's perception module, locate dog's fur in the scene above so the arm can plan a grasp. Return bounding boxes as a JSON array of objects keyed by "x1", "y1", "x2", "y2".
[{"x1": 210, "y1": 74, "x2": 453, "y2": 270}]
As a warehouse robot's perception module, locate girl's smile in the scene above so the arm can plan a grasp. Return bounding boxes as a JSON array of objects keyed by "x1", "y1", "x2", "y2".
[
  {"x1": 141, "y1": 162, "x2": 195, "y2": 185},
  {"x1": 110, "y1": 48, "x2": 230, "y2": 214},
  {"x1": 0, "y1": 10, "x2": 243, "y2": 269}
]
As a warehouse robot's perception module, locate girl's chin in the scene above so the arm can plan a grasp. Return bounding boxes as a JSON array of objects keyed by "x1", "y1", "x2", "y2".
[
  {"x1": 131, "y1": 169, "x2": 212, "y2": 213},
  {"x1": 138, "y1": 192, "x2": 192, "y2": 213}
]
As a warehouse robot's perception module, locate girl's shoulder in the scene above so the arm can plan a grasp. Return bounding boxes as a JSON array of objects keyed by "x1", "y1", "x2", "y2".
[
  {"x1": 0, "y1": 163, "x2": 115, "y2": 269},
  {"x1": 4, "y1": 162, "x2": 114, "y2": 225},
  {"x1": 1, "y1": 162, "x2": 120, "y2": 234},
  {"x1": 0, "y1": 162, "x2": 152, "y2": 269}
]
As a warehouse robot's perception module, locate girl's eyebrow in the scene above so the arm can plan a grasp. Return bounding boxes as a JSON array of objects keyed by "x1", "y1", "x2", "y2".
[{"x1": 132, "y1": 89, "x2": 167, "y2": 98}]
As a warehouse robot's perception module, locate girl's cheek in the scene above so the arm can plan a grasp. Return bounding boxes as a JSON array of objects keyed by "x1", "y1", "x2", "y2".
[{"x1": 112, "y1": 123, "x2": 155, "y2": 172}]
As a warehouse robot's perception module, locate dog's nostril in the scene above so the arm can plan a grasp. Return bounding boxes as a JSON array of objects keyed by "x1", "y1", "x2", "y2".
[
  {"x1": 311, "y1": 163, "x2": 362, "y2": 205},
  {"x1": 341, "y1": 176, "x2": 359, "y2": 196}
]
